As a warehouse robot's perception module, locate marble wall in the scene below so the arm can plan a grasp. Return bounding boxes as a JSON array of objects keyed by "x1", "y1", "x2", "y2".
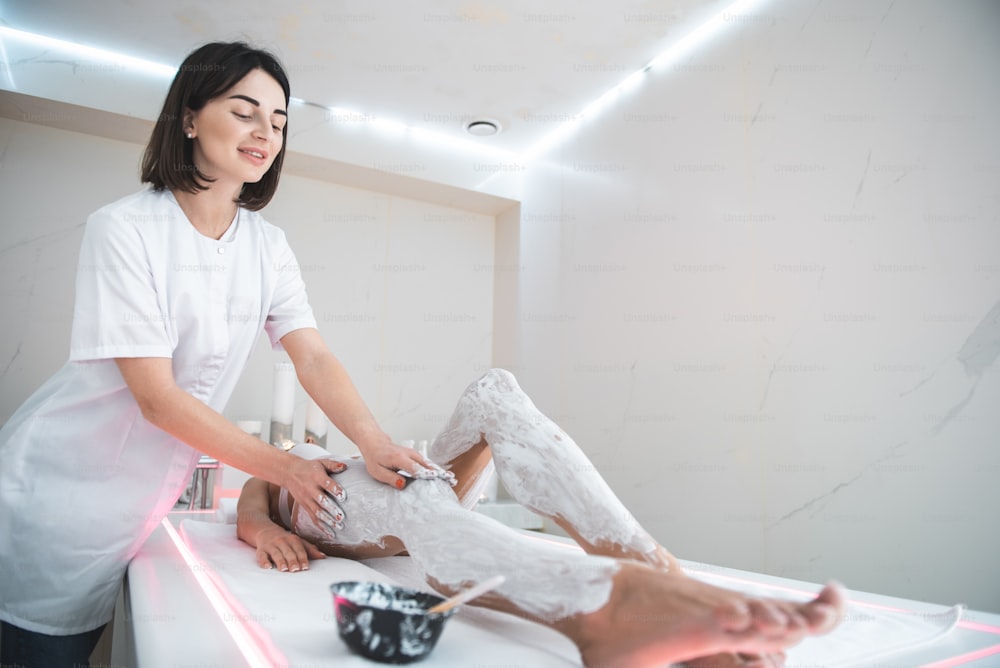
[{"x1": 489, "y1": 0, "x2": 1000, "y2": 613}]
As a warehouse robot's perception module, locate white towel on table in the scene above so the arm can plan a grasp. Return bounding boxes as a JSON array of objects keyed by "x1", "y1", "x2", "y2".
[
  {"x1": 179, "y1": 520, "x2": 580, "y2": 667},
  {"x1": 180, "y1": 520, "x2": 961, "y2": 667}
]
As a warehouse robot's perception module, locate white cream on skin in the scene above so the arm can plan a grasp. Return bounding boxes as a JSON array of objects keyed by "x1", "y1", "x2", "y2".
[
  {"x1": 285, "y1": 367, "x2": 651, "y2": 622},
  {"x1": 290, "y1": 459, "x2": 618, "y2": 622},
  {"x1": 430, "y1": 369, "x2": 658, "y2": 560}
]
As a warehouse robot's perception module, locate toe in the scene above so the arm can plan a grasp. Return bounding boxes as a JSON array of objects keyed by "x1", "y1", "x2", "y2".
[
  {"x1": 714, "y1": 598, "x2": 754, "y2": 632},
  {"x1": 817, "y1": 581, "x2": 847, "y2": 613},
  {"x1": 801, "y1": 582, "x2": 847, "y2": 634},
  {"x1": 772, "y1": 600, "x2": 809, "y2": 633},
  {"x1": 800, "y1": 600, "x2": 839, "y2": 634},
  {"x1": 748, "y1": 599, "x2": 788, "y2": 634}
]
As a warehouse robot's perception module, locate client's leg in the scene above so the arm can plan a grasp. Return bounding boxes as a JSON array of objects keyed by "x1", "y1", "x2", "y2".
[
  {"x1": 285, "y1": 455, "x2": 844, "y2": 666},
  {"x1": 430, "y1": 369, "x2": 677, "y2": 571},
  {"x1": 429, "y1": 370, "x2": 790, "y2": 667},
  {"x1": 392, "y1": 477, "x2": 844, "y2": 667}
]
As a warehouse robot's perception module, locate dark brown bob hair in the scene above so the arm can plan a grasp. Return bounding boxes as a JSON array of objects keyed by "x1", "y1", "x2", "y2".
[{"x1": 141, "y1": 42, "x2": 290, "y2": 211}]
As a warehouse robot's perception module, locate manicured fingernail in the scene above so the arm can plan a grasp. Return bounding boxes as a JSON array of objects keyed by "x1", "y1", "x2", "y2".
[
  {"x1": 333, "y1": 488, "x2": 347, "y2": 502},
  {"x1": 395, "y1": 478, "x2": 405, "y2": 489},
  {"x1": 279, "y1": 565, "x2": 288, "y2": 572},
  {"x1": 290, "y1": 565, "x2": 300, "y2": 572}
]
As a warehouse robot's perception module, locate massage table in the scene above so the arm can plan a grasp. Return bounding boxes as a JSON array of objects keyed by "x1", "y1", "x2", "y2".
[{"x1": 109, "y1": 511, "x2": 1000, "y2": 667}]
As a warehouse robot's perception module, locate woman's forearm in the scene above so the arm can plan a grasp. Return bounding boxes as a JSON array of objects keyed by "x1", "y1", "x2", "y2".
[
  {"x1": 116, "y1": 356, "x2": 295, "y2": 489},
  {"x1": 284, "y1": 332, "x2": 392, "y2": 456},
  {"x1": 155, "y1": 385, "x2": 295, "y2": 483},
  {"x1": 276, "y1": 328, "x2": 428, "y2": 488},
  {"x1": 236, "y1": 477, "x2": 281, "y2": 547}
]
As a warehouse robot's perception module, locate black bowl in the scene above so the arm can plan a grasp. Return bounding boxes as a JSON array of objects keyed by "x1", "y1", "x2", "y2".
[{"x1": 329, "y1": 581, "x2": 456, "y2": 664}]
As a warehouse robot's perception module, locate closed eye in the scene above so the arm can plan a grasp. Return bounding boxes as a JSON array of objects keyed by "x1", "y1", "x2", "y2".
[{"x1": 232, "y1": 107, "x2": 284, "y2": 134}]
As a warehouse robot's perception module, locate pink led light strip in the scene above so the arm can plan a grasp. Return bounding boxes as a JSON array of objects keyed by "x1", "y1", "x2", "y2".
[
  {"x1": 160, "y1": 518, "x2": 287, "y2": 668},
  {"x1": 921, "y1": 644, "x2": 1000, "y2": 667}
]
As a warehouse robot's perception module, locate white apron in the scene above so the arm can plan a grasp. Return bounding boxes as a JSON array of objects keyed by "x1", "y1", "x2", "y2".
[{"x1": 0, "y1": 188, "x2": 316, "y2": 634}]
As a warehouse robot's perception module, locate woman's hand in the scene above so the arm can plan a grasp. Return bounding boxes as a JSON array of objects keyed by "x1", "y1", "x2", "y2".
[
  {"x1": 281, "y1": 456, "x2": 348, "y2": 532},
  {"x1": 362, "y1": 438, "x2": 432, "y2": 489},
  {"x1": 253, "y1": 525, "x2": 325, "y2": 573}
]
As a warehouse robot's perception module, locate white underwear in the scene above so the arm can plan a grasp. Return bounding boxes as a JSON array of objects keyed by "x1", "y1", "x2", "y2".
[{"x1": 278, "y1": 486, "x2": 293, "y2": 529}]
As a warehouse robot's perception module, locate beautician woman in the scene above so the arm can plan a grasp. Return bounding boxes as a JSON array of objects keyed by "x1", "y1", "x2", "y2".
[{"x1": 0, "y1": 42, "x2": 428, "y2": 666}]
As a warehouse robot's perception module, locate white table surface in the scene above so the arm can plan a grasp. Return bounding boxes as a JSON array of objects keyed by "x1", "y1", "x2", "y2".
[{"x1": 113, "y1": 511, "x2": 1000, "y2": 667}]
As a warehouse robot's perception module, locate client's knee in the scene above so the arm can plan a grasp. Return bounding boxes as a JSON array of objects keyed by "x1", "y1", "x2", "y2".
[{"x1": 476, "y1": 368, "x2": 522, "y2": 394}]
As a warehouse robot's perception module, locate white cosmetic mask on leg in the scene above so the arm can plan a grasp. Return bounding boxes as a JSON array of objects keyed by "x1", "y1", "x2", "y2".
[
  {"x1": 430, "y1": 369, "x2": 658, "y2": 560},
  {"x1": 396, "y1": 479, "x2": 619, "y2": 623},
  {"x1": 291, "y1": 462, "x2": 618, "y2": 623}
]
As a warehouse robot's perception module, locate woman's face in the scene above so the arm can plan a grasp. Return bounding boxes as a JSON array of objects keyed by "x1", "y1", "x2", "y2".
[{"x1": 185, "y1": 68, "x2": 286, "y2": 189}]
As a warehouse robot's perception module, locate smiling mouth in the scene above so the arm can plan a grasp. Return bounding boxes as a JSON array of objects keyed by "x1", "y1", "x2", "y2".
[{"x1": 239, "y1": 149, "x2": 266, "y2": 160}]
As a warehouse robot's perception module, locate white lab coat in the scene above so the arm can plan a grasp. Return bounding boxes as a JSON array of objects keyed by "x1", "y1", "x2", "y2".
[{"x1": 0, "y1": 187, "x2": 316, "y2": 634}]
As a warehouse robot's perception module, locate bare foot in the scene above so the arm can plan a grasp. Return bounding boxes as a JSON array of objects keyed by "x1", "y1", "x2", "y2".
[
  {"x1": 667, "y1": 561, "x2": 783, "y2": 668},
  {"x1": 612, "y1": 546, "x2": 792, "y2": 668},
  {"x1": 571, "y1": 562, "x2": 845, "y2": 668}
]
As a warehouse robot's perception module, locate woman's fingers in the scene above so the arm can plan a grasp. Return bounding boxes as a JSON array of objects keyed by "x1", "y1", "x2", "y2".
[
  {"x1": 321, "y1": 477, "x2": 347, "y2": 503},
  {"x1": 270, "y1": 544, "x2": 297, "y2": 572},
  {"x1": 317, "y1": 493, "x2": 344, "y2": 521},
  {"x1": 287, "y1": 535, "x2": 311, "y2": 569},
  {"x1": 286, "y1": 458, "x2": 348, "y2": 529},
  {"x1": 320, "y1": 458, "x2": 347, "y2": 475},
  {"x1": 315, "y1": 459, "x2": 347, "y2": 505},
  {"x1": 314, "y1": 461, "x2": 347, "y2": 527},
  {"x1": 403, "y1": 446, "x2": 434, "y2": 471},
  {"x1": 366, "y1": 460, "x2": 408, "y2": 489},
  {"x1": 303, "y1": 540, "x2": 327, "y2": 561},
  {"x1": 404, "y1": 448, "x2": 432, "y2": 470},
  {"x1": 256, "y1": 532, "x2": 324, "y2": 572},
  {"x1": 363, "y1": 441, "x2": 441, "y2": 488}
]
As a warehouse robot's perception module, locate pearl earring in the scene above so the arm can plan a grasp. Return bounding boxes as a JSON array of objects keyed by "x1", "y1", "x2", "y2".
[{"x1": 186, "y1": 132, "x2": 193, "y2": 139}]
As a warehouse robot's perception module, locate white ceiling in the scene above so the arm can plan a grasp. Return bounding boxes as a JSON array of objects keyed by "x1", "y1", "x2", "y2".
[{"x1": 1, "y1": 0, "x2": 737, "y2": 153}]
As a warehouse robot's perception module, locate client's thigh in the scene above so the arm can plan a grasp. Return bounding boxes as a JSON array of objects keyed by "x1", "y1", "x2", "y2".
[{"x1": 290, "y1": 458, "x2": 407, "y2": 559}]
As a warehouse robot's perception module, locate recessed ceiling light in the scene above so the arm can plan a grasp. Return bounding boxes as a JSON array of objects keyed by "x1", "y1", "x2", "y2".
[{"x1": 465, "y1": 119, "x2": 502, "y2": 136}]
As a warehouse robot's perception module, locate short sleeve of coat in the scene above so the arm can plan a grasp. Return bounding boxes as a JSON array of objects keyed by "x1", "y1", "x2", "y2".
[
  {"x1": 265, "y1": 229, "x2": 317, "y2": 351},
  {"x1": 69, "y1": 210, "x2": 174, "y2": 361}
]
